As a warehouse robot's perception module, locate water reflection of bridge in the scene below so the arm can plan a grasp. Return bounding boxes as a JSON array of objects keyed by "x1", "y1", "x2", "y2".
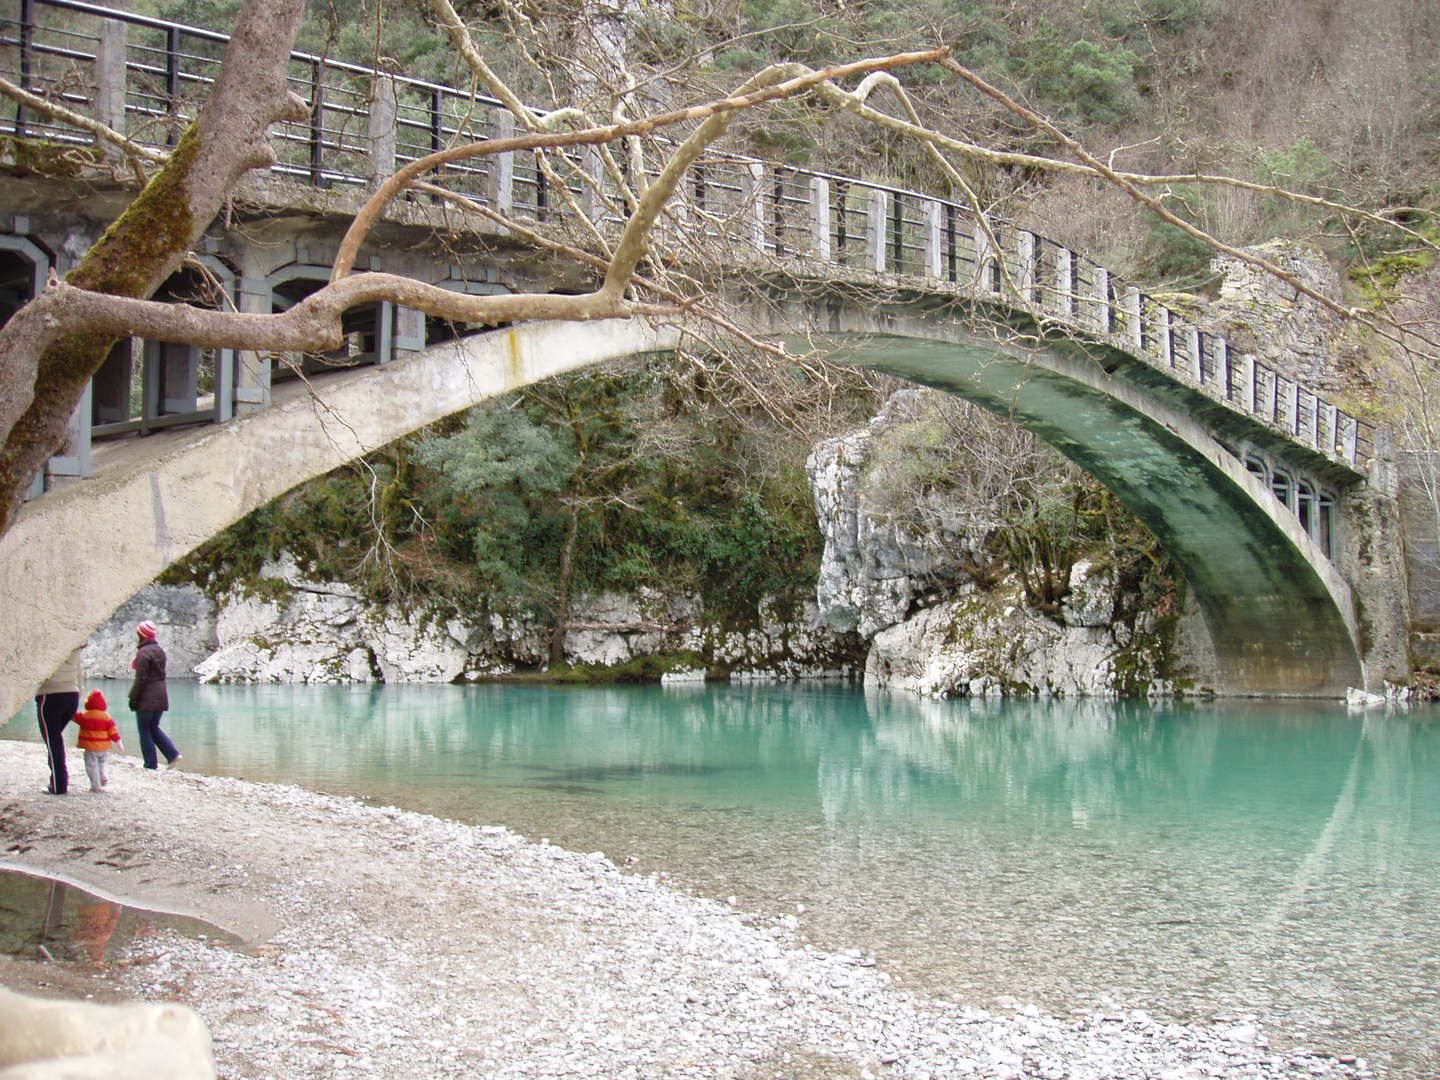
[{"x1": 0, "y1": 0, "x2": 1410, "y2": 711}]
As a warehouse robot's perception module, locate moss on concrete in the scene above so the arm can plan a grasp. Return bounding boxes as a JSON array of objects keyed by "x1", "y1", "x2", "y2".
[{"x1": 1, "y1": 138, "x2": 103, "y2": 178}]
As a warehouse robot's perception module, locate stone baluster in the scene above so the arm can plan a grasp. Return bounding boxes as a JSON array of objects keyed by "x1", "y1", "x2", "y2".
[
  {"x1": 1123, "y1": 286, "x2": 1142, "y2": 350},
  {"x1": 1055, "y1": 247, "x2": 1073, "y2": 317},
  {"x1": 490, "y1": 110, "x2": 514, "y2": 215},
  {"x1": 740, "y1": 162, "x2": 767, "y2": 253},
  {"x1": 1215, "y1": 337, "x2": 1230, "y2": 400},
  {"x1": 1187, "y1": 326, "x2": 1202, "y2": 384},
  {"x1": 1015, "y1": 231, "x2": 1034, "y2": 304},
  {"x1": 234, "y1": 251, "x2": 272, "y2": 415},
  {"x1": 973, "y1": 221, "x2": 995, "y2": 292},
  {"x1": 924, "y1": 199, "x2": 943, "y2": 281},
  {"x1": 1286, "y1": 380, "x2": 1300, "y2": 434},
  {"x1": 581, "y1": 146, "x2": 604, "y2": 220},
  {"x1": 1092, "y1": 265, "x2": 1110, "y2": 332},
  {"x1": 392, "y1": 305, "x2": 425, "y2": 361},
  {"x1": 1157, "y1": 305, "x2": 1173, "y2": 366},
  {"x1": 809, "y1": 176, "x2": 831, "y2": 262},
  {"x1": 1243, "y1": 354, "x2": 1257, "y2": 413},
  {"x1": 867, "y1": 187, "x2": 888, "y2": 273},
  {"x1": 1341, "y1": 414, "x2": 1358, "y2": 467},
  {"x1": 94, "y1": 18, "x2": 127, "y2": 164},
  {"x1": 367, "y1": 75, "x2": 397, "y2": 188},
  {"x1": 1306, "y1": 392, "x2": 1320, "y2": 447}
]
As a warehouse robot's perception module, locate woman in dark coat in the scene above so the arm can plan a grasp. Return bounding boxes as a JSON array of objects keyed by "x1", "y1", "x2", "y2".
[{"x1": 129, "y1": 620, "x2": 180, "y2": 770}]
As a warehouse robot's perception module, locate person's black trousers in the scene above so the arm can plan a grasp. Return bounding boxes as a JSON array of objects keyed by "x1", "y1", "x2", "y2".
[{"x1": 35, "y1": 692, "x2": 78, "y2": 794}]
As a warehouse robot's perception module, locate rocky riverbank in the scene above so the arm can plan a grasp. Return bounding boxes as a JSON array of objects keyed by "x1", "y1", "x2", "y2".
[
  {"x1": 0, "y1": 741, "x2": 1376, "y2": 1080},
  {"x1": 84, "y1": 566, "x2": 864, "y2": 686}
]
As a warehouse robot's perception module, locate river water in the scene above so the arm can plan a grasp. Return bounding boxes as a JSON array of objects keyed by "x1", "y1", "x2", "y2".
[{"x1": 6, "y1": 681, "x2": 1439, "y2": 1075}]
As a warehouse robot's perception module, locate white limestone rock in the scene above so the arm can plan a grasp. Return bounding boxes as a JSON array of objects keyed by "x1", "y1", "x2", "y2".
[
  {"x1": 865, "y1": 587, "x2": 1125, "y2": 698},
  {"x1": 86, "y1": 584, "x2": 218, "y2": 678},
  {"x1": 178, "y1": 567, "x2": 858, "y2": 684},
  {"x1": 364, "y1": 608, "x2": 469, "y2": 683},
  {"x1": 562, "y1": 591, "x2": 674, "y2": 667},
  {"x1": 195, "y1": 582, "x2": 373, "y2": 684},
  {"x1": 1061, "y1": 559, "x2": 1116, "y2": 628},
  {"x1": 660, "y1": 668, "x2": 707, "y2": 684},
  {"x1": 1345, "y1": 686, "x2": 1386, "y2": 708},
  {"x1": 806, "y1": 398, "x2": 1219, "y2": 697},
  {"x1": 1205, "y1": 240, "x2": 1354, "y2": 394},
  {"x1": 0, "y1": 987, "x2": 215, "y2": 1080},
  {"x1": 807, "y1": 391, "x2": 963, "y2": 639}
]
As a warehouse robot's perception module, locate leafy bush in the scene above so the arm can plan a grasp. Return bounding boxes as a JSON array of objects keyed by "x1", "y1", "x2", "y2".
[{"x1": 1009, "y1": 20, "x2": 1142, "y2": 129}]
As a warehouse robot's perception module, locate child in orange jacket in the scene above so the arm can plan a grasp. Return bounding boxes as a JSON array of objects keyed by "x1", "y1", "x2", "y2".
[{"x1": 74, "y1": 689, "x2": 123, "y2": 793}]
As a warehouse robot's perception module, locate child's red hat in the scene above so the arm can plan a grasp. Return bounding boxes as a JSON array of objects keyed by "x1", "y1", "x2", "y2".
[{"x1": 84, "y1": 689, "x2": 106, "y2": 711}]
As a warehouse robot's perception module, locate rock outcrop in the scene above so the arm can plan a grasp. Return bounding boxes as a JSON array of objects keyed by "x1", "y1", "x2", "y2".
[
  {"x1": 87, "y1": 584, "x2": 219, "y2": 679},
  {"x1": 861, "y1": 560, "x2": 1194, "y2": 698},
  {"x1": 92, "y1": 555, "x2": 864, "y2": 684},
  {"x1": 807, "y1": 390, "x2": 968, "y2": 639},
  {"x1": 1201, "y1": 239, "x2": 1367, "y2": 397},
  {"x1": 808, "y1": 393, "x2": 1216, "y2": 697}
]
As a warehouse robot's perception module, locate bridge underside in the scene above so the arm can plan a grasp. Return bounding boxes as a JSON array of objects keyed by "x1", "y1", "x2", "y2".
[
  {"x1": 0, "y1": 297, "x2": 1366, "y2": 716},
  {"x1": 0, "y1": 319, "x2": 677, "y2": 725},
  {"x1": 822, "y1": 329, "x2": 1362, "y2": 697}
]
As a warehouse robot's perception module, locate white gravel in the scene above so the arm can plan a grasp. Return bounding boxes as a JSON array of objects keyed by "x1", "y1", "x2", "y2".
[{"x1": 0, "y1": 742, "x2": 1373, "y2": 1079}]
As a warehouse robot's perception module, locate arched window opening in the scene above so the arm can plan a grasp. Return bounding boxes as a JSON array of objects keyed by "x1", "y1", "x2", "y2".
[
  {"x1": 1318, "y1": 491, "x2": 1335, "y2": 559},
  {"x1": 0, "y1": 235, "x2": 62, "y2": 495},
  {"x1": 1297, "y1": 480, "x2": 1316, "y2": 539},
  {"x1": 0, "y1": 244, "x2": 46, "y2": 327},
  {"x1": 270, "y1": 268, "x2": 392, "y2": 380},
  {"x1": 1271, "y1": 469, "x2": 1295, "y2": 512},
  {"x1": 92, "y1": 261, "x2": 236, "y2": 436},
  {"x1": 426, "y1": 273, "x2": 512, "y2": 345}
]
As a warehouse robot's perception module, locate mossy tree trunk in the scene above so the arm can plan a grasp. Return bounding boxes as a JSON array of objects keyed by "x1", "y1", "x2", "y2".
[{"x1": 0, "y1": 0, "x2": 309, "y2": 534}]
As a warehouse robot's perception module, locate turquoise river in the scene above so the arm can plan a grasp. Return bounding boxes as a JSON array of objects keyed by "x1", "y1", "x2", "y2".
[{"x1": 5, "y1": 681, "x2": 1439, "y2": 1075}]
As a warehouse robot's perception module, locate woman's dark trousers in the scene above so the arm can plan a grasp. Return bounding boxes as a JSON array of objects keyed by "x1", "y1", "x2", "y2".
[
  {"x1": 135, "y1": 711, "x2": 178, "y2": 770},
  {"x1": 36, "y1": 692, "x2": 77, "y2": 793}
]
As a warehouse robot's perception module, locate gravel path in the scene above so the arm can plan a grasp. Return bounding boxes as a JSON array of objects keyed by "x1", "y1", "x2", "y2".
[{"x1": 0, "y1": 742, "x2": 1374, "y2": 1080}]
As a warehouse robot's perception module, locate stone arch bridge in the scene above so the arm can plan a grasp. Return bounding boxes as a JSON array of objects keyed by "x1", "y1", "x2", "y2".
[{"x1": 0, "y1": 0, "x2": 1409, "y2": 717}]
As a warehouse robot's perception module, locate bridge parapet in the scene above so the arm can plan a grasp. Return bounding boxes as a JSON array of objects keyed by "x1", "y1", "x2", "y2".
[{"x1": 0, "y1": 0, "x2": 1374, "y2": 480}]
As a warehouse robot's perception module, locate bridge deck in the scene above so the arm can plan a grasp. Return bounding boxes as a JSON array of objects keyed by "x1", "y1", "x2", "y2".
[{"x1": 0, "y1": 0, "x2": 1374, "y2": 482}]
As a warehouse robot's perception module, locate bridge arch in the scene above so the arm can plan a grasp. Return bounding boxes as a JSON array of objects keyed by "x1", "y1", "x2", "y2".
[
  {"x1": 780, "y1": 292, "x2": 1364, "y2": 696},
  {"x1": 0, "y1": 294, "x2": 1371, "y2": 719},
  {"x1": 0, "y1": 318, "x2": 677, "y2": 724}
]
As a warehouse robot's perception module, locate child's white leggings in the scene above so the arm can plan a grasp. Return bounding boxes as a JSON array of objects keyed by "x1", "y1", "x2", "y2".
[{"x1": 84, "y1": 750, "x2": 109, "y2": 792}]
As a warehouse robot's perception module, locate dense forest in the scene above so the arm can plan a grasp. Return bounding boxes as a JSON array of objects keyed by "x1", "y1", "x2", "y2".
[{"x1": 160, "y1": 0, "x2": 1440, "y2": 680}]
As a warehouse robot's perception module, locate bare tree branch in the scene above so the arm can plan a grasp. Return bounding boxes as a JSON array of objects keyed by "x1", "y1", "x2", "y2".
[
  {"x1": 0, "y1": 75, "x2": 168, "y2": 165},
  {"x1": 332, "y1": 48, "x2": 946, "y2": 283}
]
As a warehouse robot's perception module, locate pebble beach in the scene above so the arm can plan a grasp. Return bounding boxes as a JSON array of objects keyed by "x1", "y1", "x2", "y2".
[{"x1": 0, "y1": 742, "x2": 1374, "y2": 1080}]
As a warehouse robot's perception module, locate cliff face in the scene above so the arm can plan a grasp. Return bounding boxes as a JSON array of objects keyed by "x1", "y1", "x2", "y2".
[
  {"x1": 806, "y1": 394, "x2": 1220, "y2": 698},
  {"x1": 806, "y1": 395, "x2": 968, "y2": 640},
  {"x1": 90, "y1": 553, "x2": 865, "y2": 685}
]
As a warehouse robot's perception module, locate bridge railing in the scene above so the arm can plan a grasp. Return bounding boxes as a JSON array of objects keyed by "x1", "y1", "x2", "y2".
[{"x1": 0, "y1": 0, "x2": 1375, "y2": 476}]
